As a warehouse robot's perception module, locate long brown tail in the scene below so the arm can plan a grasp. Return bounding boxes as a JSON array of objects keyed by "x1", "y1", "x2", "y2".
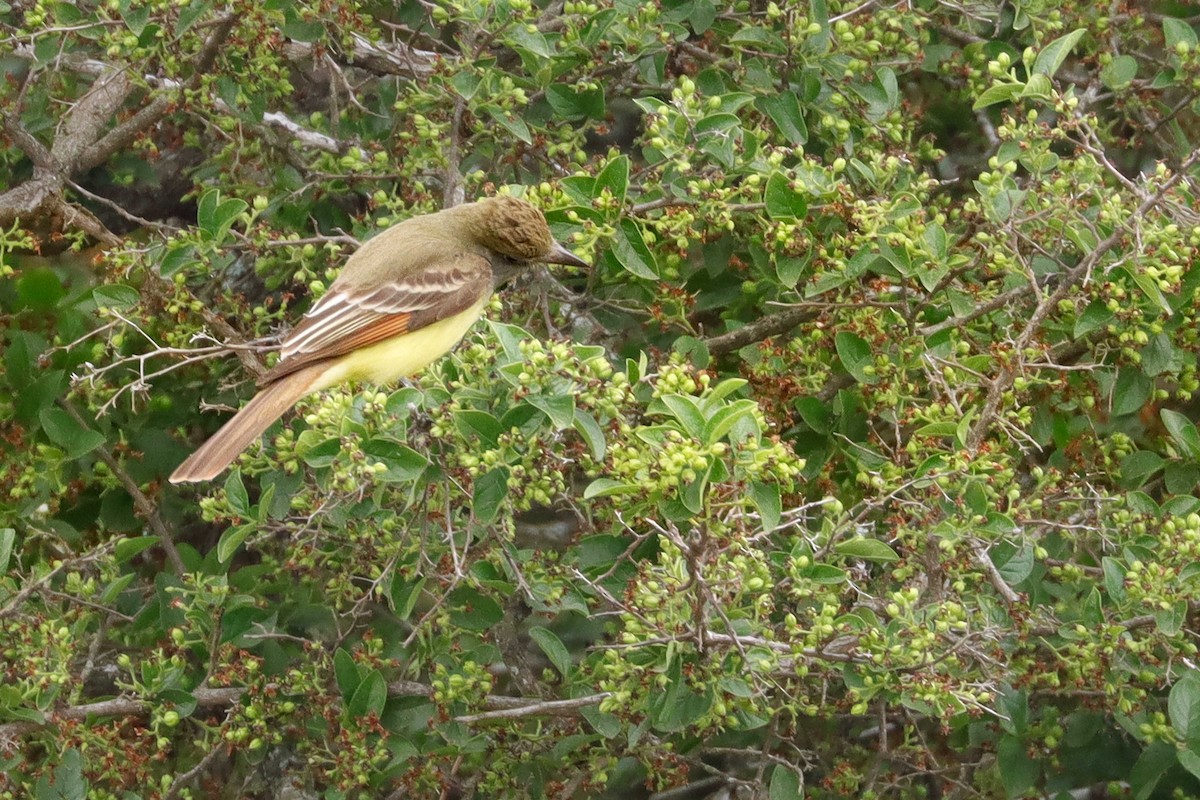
[{"x1": 169, "y1": 364, "x2": 326, "y2": 484}]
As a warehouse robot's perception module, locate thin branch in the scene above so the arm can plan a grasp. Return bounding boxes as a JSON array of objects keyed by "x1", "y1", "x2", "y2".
[
  {"x1": 918, "y1": 283, "x2": 1033, "y2": 337},
  {"x1": 0, "y1": 541, "x2": 118, "y2": 622},
  {"x1": 704, "y1": 306, "x2": 816, "y2": 355},
  {"x1": 966, "y1": 149, "x2": 1200, "y2": 450},
  {"x1": 0, "y1": 679, "x2": 607, "y2": 746},
  {"x1": 55, "y1": 398, "x2": 185, "y2": 573},
  {"x1": 970, "y1": 540, "x2": 1022, "y2": 606},
  {"x1": 453, "y1": 693, "x2": 610, "y2": 723},
  {"x1": 162, "y1": 733, "x2": 229, "y2": 800}
]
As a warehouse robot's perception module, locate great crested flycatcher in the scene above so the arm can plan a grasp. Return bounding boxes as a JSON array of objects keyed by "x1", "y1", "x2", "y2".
[{"x1": 169, "y1": 195, "x2": 588, "y2": 484}]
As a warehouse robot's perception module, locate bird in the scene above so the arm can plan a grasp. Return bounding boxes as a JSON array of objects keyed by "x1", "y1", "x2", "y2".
[{"x1": 169, "y1": 195, "x2": 588, "y2": 484}]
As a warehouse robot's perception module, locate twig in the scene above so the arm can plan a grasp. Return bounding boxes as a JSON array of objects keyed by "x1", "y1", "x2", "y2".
[
  {"x1": 163, "y1": 734, "x2": 229, "y2": 800},
  {"x1": 918, "y1": 283, "x2": 1033, "y2": 337},
  {"x1": 0, "y1": 679, "x2": 607, "y2": 746},
  {"x1": 970, "y1": 540, "x2": 1022, "y2": 606},
  {"x1": 0, "y1": 542, "x2": 118, "y2": 622},
  {"x1": 704, "y1": 306, "x2": 816, "y2": 355},
  {"x1": 55, "y1": 398, "x2": 186, "y2": 573},
  {"x1": 453, "y1": 693, "x2": 609, "y2": 723},
  {"x1": 966, "y1": 149, "x2": 1200, "y2": 450}
]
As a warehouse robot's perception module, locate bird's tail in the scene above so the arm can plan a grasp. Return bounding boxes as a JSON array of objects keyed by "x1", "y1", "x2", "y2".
[{"x1": 169, "y1": 364, "x2": 326, "y2": 484}]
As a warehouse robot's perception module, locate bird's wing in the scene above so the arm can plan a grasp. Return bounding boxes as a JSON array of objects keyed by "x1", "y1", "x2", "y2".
[{"x1": 260, "y1": 253, "x2": 492, "y2": 384}]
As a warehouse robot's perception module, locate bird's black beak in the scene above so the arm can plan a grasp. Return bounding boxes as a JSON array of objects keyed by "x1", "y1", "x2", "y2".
[{"x1": 543, "y1": 240, "x2": 590, "y2": 269}]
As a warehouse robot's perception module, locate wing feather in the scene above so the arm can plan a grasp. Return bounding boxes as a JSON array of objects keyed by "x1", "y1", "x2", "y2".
[{"x1": 261, "y1": 253, "x2": 492, "y2": 384}]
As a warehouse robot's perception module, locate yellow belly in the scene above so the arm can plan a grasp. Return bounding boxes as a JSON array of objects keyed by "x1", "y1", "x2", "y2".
[{"x1": 308, "y1": 297, "x2": 487, "y2": 392}]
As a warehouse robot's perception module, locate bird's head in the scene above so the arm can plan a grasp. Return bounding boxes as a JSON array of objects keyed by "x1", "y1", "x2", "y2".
[{"x1": 469, "y1": 196, "x2": 589, "y2": 268}]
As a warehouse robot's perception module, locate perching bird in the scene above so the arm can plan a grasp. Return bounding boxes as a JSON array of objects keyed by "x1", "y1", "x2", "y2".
[{"x1": 169, "y1": 195, "x2": 588, "y2": 483}]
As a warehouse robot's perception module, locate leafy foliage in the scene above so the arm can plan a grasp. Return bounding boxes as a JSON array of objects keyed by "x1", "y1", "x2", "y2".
[{"x1": 4, "y1": 1, "x2": 1200, "y2": 798}]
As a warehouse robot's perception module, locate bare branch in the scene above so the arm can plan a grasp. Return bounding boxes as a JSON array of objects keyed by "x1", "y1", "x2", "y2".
[
  {"x1": 55, "y1": 399, "x2": 186, "y2": 573},
  {"x1": 704, "y1": 306, "x2": 816, "y2": 355}
]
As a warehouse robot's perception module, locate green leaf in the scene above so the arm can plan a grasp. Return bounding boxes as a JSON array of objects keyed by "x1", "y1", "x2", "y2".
[
  {"x1": 545, "y1": 84, "x2": 606, "y2": 120},
  {"x1": 764, "y1": 172, "x2": 807, "y2": 220},
  {"x1": 572, "y1": 412, "x2": 606, "y2": 461},
  {"x1": 300, "y1": 436, "x2": 341, "y2": 467},
  {"x1": 280, "y1": 17, "x2": 323, "y2": 42},
  {"x1": 1142, "y1": 333, "x2": 1176, "y2": 377},
  {"x1": 749, "y1": 481, "x2": 781, "y2": 532},
  {"x1": 38, "y1": 407, "x2": 105, "y2": 458},
  {"x1": 159, "y1": 242, "x2": 196, "y2": 278},
  {"x1": 703, "y1": 399, "x2": 756, "y2": 444},
  {"x1": 18, "y1": 268, "x2": 65, "y2": 310},
  {"x1": 347, "y1": 669, "x2": 387, "y2": 718},
  {"x1": 472, "y1": 467, "x2": 509, "y2": 524},
  {"x1": 333, "y1": 648, "x2": 361, "y2": 699},
  {"x1": 1156, "y1": 599, "x2": 1188, "y2": 635},
  {"x1": 673, "y1": 335, "x2": 711, "y2": 368},
  {"x1": 1032, "y1": 28, "x2": 1086, "y2": 77},
  {"x1": 757, "y1": 90, "x2": 807, "y2": 145},
  {"x1": 91, "y1": 284, "x2": 140, "y2": 311},
  {"x1": 0, "y1": 528, "x2": 13, "y2": 574},
  {"x1": 1102, "y1": 557, "x2": 1127, "y2": 601},
  {"x1": 705, "y1": 377, "x2": 749, "y2": 405},
  {"x1": 774, "y1": 252, "x2": 808, "y2": 288},
  {"x1": 583, "y1": 478, "x2": 639, "y2": 499},
  {"x1": 1165, "y1": 462, "x2": 1200, "y2": 494},
  {"x1": 805, "y1": 564, "x2": 847, "y2": 584},
  {"x1": 506, "y1": 24, "x2": 553, "y2": 57},
  {"x1": 454, "y1": 409, "x2": 503, "y2": 447},
  {"x1": 769, "y1": 765, "x2": 802, "y2": 800},
  {"x1": 1020, "y1": 72, "x2": 1054, "y2": 100},
  {"x1": 36, "y1": 748, "x2": 87, "y2": 800},
  {"x1": 649, "y1": 657, "x2": 712, "y2": 731},
  {"x1": 992, "y1": 543, "x2": 1034, "y2": 585},
  {"x1": 216, "y1": 524, "x2": 254, "y2": 564},
  {"x1": 1179, "y1": 748, "x2": 1200, "y2": 782},
  {"x1": 389, "y1": 575, "x2": 426, "y2": 621},
  {"x1": 594, "y1": 155, "x2": 630, "y2": 205},
  {"x1": 196, "y1": 190, "x2": 247, "y2": 237},
  {"x1": 484, "y1": 105, "x2": 533, "y2": 144},
  {"x1": 1101, "y1": 54, "x2": 1138, "y2": 89},
  {"x1": 114, "y1": 536, "x2": 159, "y2": 563},
  {"x1": 486, "y1": 320, "x2": 531, "y2": 362},
  {"x1": 834, "y1": 538, "x2": 899, "y2": 563},
  {"x1": 527, "y1": 394, "x2": 576, "y2": 430},
  {"x1": 997, "y1": 735, "x2": 1040, "y2": 797},
  {"x1": 660, "y1": 395, "x2": 705, "y2": 439},
  {"x1": 998, "y1": 687, "x2": 1029, "y2": 735},
  {"x1": 1164, "y1": 17, "x2": 1198, "y2": 51},
  {"x1": 1125, "y1": 267, "x2": 1174, "y2": 315},
  {"x1": 1131, "y1": 742, "x2": 1176, "y2": 800},
  {"x1": 972, "y1": 82, "x2": 1022, "y2": 109},
  {"x1": 835, "y1": 331, "x2": 877, "y2": 384},
  {"x1": 361, "y1": 439, "x2": 429, "y2": 483},
  {"x1": 449, "y1": 70, "x2": 482, "y2": 100},
  {"x1": 174, "y1": 1, "x2": 210, "y2": 34},
  {"x1": 448, "y1": 585, "x2": 503, "y2": 630},
  {"x1": 1170, "y1": 670, "x2": 1200, "y2": 739},
  {"x1": 923, "y1": 221, "x2": 947, "y2": 261},
  {"x1": 1120, "y1": 450, "x2": 1164, "y2": 487},
  {"x1": 687, "y1": 0, "x2": 716, "y2": 33},
  {"x1": 1111, "y1": 369, "x2": 1151, "y2": 417},
  {"x1": 610, "y1": 218, "x2": 659, "y2": 279},
  {"x1": 1162, "y1": 409, "x2": 1200, "y2": 460},
  {"x1": 529, "y1": 626, "x2": 572, "y2": 678},
  {"x1": 581, "y1": 705, "x2": 622, "y2": 738},
  {"x1": 223, "y1": 470, "x2": 250, "y2": 516},
  {"x1": 157, "y1": 688, "x2": 198, "y2": 717},
  {"x1": 1073, "y1": 300, "x2": 1113, "y2": 338}
]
